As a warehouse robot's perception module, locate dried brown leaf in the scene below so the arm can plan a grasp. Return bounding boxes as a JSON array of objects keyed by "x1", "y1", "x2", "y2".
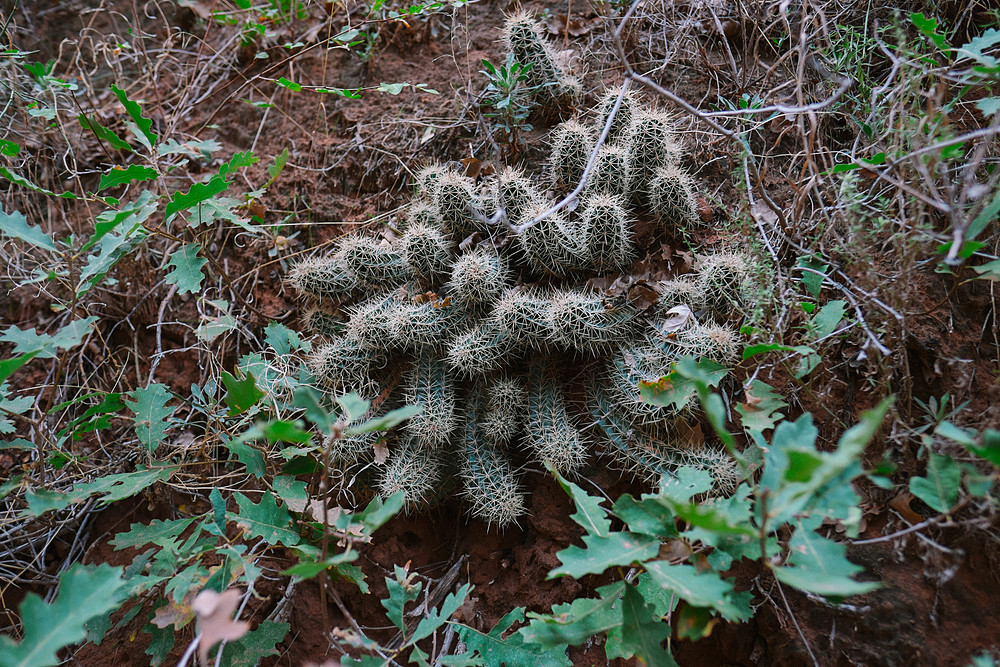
[{"x1": 194, "y1": 588, "x2": 250, "y2": 665}]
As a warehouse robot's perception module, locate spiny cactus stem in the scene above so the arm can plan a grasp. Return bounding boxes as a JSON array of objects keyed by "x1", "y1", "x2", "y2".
[{"x1": 508, "y1": 80, "x2": 632, "y2": 236}]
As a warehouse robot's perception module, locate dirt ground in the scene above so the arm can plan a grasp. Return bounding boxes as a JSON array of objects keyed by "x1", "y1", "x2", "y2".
[{"x1": 4, "y1": 0, "x2": 1000, "y2": 665}]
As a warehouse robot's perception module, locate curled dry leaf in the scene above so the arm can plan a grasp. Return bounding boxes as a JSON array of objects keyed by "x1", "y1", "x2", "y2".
[
  {"x1": 658, "y1": 304, "x2": 695, "y2": 334},
  {"x1": 193, "y1": 588, "x2": 250, "y2": 665}
]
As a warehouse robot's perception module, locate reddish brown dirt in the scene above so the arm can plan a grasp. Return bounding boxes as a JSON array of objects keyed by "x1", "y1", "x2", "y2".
[{"x1": 6, "y1": 1, "x2": 1000, "y2": 666}]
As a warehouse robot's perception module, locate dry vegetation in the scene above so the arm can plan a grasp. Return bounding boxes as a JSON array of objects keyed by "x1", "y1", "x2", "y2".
[{"x1": 1, "y1": 0, "x2": 999, "y2": 665}]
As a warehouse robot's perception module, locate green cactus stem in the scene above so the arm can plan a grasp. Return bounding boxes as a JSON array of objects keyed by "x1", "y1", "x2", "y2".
[
  {"x1": 526, "y1": 359, "x2": 587, "y2": 473},
  {"x1": 545, "y1": 289, "x2": 642, "y2": 353},
  {"x1": 579, "y1": 194, "x2": 636, "y2": 271},
  {"x1": 402, "y1": 350, "x2": 459, "y2": 449}
]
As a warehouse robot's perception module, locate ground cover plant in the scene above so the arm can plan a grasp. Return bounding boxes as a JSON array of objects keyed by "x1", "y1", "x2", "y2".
[{"x1": 1, "y1": 0, "x2": 1000, "y2": 665}]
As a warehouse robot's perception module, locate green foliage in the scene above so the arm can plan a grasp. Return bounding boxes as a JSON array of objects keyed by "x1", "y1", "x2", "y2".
[
  {"x1": 125, "y1": 383, "x2": 175, "y2": 454},
  {"x1": 0, "y1": 564, "x2": 127, "y2": 667}
]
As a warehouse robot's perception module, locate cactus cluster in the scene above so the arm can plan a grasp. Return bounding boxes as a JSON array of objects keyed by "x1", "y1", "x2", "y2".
[{"x1": 290, "y1": 63, "x2": 761, "y2": 528}]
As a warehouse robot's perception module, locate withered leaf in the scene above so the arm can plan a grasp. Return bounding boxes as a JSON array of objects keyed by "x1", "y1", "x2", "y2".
[{"x1": 194, "y1": 588, "x2": 250, "y2": 665}]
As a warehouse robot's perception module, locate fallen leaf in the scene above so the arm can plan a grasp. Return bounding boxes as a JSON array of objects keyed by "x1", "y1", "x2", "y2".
[
  {"x1": 194, "y1": 588, "x2": 250, "y2": 665},
  {"x1": 889, "y1": 492, "x2": 924, "y2": 525},
  {"x1": 627, "y1": 282, "x2": 659, "y2": 311},
  {"x1": 658, "y1": 305, "x2": 694, "y2": 334},
  {"x1": 373, "y1": 439, "x2": 389, "y2": 465}
]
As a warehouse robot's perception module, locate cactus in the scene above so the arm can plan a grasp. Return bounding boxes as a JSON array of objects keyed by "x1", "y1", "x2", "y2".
[
  {"x1": 448, "y1": 247, "x2": 510, "y2": 310},
  {"x1": 402, "y1": 350, "x2": 459, "y2": 449},
  {"x1": 400, "y1": 221, "x2": 451, "y2": 282},
  {"x1": 385, "y1": 298, "x2": 458, "y2": 350},
  {"x1": 516, "y1": 205, "x2": 588, "y2": 278},
  {"x1": 594, "y1": 86, "x2": 640, "y2": 145},
  {"x1": 501, "y1": 12, "x2": 578, "y2": 102},
  {"x1": 579, "y1": 194, "x2": 636, "y2": 271},
  {"x1": 627, "y1": 109, "x2": 683, "y2": 190},
  {"x1": 377, "y1": 439, "x2": 446, "y2": 511},
  {"x1": 584, "y1": 144, "x2": 631, "y2": 199},
  {"x1": 480, "y1": 377, "x2": 528, "y2": 447},
  {"x1": 405, "y1": 200, "x2": 446, "y2": 230},
  {"x1": 490, "y1": 288, "x2": 552, "y2": 351},
  {"x1": 303, "y1": 307, "x2": 346, "y2": 338},
  {"x1": 602, "y1": 341, "x2": 688, "y2": 428},
  {"x1": 306, "y1": 336, "x2": 384, "y2": 399},
  {"x1": 327, "y1": 430, "x2": 380, "y2": 466},
  {"x1": 526, "y1": 359, "x2": 587, "y2": 473},
  {"x1": 588, "y1": 378, "x2": 738, "y2": 492},
  {"x1": 548, "y1": 120, "x2": 595, "y2": 192},
  {"x1": 413, "y1": 162, "x2": 452, "y2": 201},
  {"x1": 647, "y1": 164, "x2": 699, "y2": 231},
  {"x1": 334, "y1": 234, "x2": 411, "y2": 289},
  {"x1": 288, "y1": 255, "x2": 357, "y2": 300},
  {"x1": 285, "y1": 88, "x2": 757, "y2": 527},
  {"x1": 434, "y1": 172, "x2": 483, "y2": 240},
  {"x1": 446, "y1": 320, "x2": 518, "y2": 379},
  {"x1": 494, "y1": 167, "x2": 545, "y2": 226},
  {"x1": 673, "y1": 322, "x2": 742, "y2": 366},
  {"x1": 654, "y1": 277, "x2": 707, "y2": 312},
  {"x1": 545, "y1": 289, "x2": 642, "y2": 354},
  {"x1": 344, "y1": 292, "x2": 406, "y2": 350},
  {"x1": 459, "y1": 393, "x2": 527, "y2": 528},
  {"x1": 696, "y1": 251, "x2": 757, "y2": 315}
]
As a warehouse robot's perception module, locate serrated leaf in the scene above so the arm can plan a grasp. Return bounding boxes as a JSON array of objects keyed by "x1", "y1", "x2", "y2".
[
  {"x1": 165, "y1": 176, "x2": 229, "y2": 221},
  {"x1": 24, "y1": 466, "x2": 173, "y2": 516},
  {"x1": 111, "y1": 517, "x2": 195, "y2": 550},
  {"x1": 110, "y1": 84, "x2": 158, "y2": 149},
  {"x1": 620, "y1": 585, "x2": 676, "y2": 667},
  {"x1": 125, "y1": 383, "x2": 175, "y2": 453},
  {"x1": 78, "y1": 114, "x2": 133, "y2": 151},
  {"x1": 736, "y1": 380, "x2": 787, "y2": 434},
  {"x1": 81, "y1": 190, "x2": 157, "y2": 254},
  {"x1": 221, "y1": 368, "x2": 265, "y2": 416},
  {"x1": 612, "y1": 494, "x2": 675, "y2": 537},
  {"x1": 218, "y1": 620, "x2": 289, "y2": 667},
  {"x1": 264, "y1": 321, "x2": 308, "y2": 355},
  {"x1": 0, "y1": 563, "x2": 126, "y2": 667},
  {"x1": 772, "y1": 517, "x2": 880, "y2": 598},
  {"x1": 643, "y1": 562, "x2": 750, "y2": 622},
  {"x1": 550, "y1": 532, "x2": 660, "y2": 579},
  {"x1": 97, "y1": 164, "x2": 157, "y2": 191},
  {"x1": 1, "y1": 316, "x2": 98, "y2": 359},
  {"x1": 217, "y1": 151, "x2": 258, "y2": 179},
  {"x1": 144, "y1": 619, "x2": 175, "y2": 667},
  {"x1": 550, "y1": 466, "x2": 610, "y2": 537},
  {"x1": 657, "y1": 466, "x2": 715, "y2": 502},
  {"x1": 521, "y1": 582, "x2": 624, "y2": 649},
  {"x1": 0, "y1": 167, "x2": 77, "y2": 199},
  {"x1": 355, "y1": 490, "x2": 404, "y2": 534},
  {"x1": 382, "y1": 565, "x2": 423, "y2": 633},
  {"x1": 230, "y1": 492, "x2": 300, "y2": 546},
  {"x1": 77, "y1": 221, "x2": 148, "y2": 297},
  {"x1": 221, "y1": 435, "x2": 266, "y2": 477},
  {"x1": 266, "y1": 148, "x2": 289, "y2": 186},
  {"x1": 0, "y1": 207, "x2": 56, "y2": 250},
  {"x1": 164, "y1": 243, "x2": 207, "y2": 294},
  {"x1": 408, "y1": 583, "x2": 473, "y2": 646},
  {"x1": 909, "y1": 451, "x2": 961, "y2": 513},
  {"x1": 449, "y1": 608, "x2": 571, "y2": 667}
]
